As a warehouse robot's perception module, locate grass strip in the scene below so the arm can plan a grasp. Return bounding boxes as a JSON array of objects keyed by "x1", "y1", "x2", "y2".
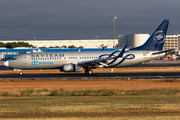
[
  {"x1": 0, "y1": 87, "x2": 180, "y2": 97},
  {"x1": 1, "y1": 95, "x2": 180, "y2": 118}
]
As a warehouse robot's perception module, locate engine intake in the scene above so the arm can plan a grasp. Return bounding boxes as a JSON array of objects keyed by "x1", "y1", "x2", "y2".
[{"x1": 62, "y1": 63, "x2": 83, "y2": 72}]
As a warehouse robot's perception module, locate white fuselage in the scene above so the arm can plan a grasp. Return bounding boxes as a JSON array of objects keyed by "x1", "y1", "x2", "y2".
[{"x1": 6, "y1": 50, "x2": 165, "y2": 70}]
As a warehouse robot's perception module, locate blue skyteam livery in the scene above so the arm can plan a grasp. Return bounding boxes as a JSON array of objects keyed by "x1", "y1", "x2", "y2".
[{"x1": 3, "y1": 19, "x2": 172, "y2": 74}]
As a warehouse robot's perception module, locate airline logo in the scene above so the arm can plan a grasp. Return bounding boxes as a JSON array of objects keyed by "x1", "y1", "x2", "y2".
[
  {"x1": 31, "y1": 53, "x2": 64, "y2": 59},
  {"x1": 31, "y1": 61, "x2": 53, "y2": 65},
  {"x1": 156, "y1": 34, "x2": 163, "y2": 40},
  {"x1": 100, "y1": 51, "x2": 135, "y2": 66},
  {"x1": 153, "y1": 31, "x2": 165, "y2": 43}
]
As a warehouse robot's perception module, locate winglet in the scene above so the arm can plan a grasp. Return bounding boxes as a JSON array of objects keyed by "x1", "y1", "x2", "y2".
[
  {"x1": 110, "y1": 45, "x2": 127, "y2": 58},
  {"x1": 118, "y1": 45, "x2": 127, "y2": 57},
  {"x1": 101, "y1": 47, "x2": 104, "y2": 51}
]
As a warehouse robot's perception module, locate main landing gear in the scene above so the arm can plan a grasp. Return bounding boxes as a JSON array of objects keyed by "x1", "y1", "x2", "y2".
[
  {"x1": 19, "y1": 71, "x2": 23, "y2": 75},
  {"x1": 85, "y1": 69, "x2": 93, "y2": 74}
]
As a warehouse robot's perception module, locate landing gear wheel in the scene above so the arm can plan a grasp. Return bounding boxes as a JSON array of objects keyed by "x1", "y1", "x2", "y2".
[
  {"x1": 85, "y1": 70, "x2": 93, "y2": 74},
  {"x1": 88, "y1": 70, "x2": 93, "y2": 74},
  {"x1": 85, "y1": 70, "x2": 88, "y2": 74},
  {"x1": 19, "y1": 71, "x2": 23, "y2": 75}
]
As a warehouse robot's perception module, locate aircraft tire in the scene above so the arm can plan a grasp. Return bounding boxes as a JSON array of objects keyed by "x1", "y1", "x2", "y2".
[
  {"x1": 85, "y1": 70, "x2": 88, "y2": 74},
  {"x1": 88, "y1": 70, "x2": 93, "y2": 74},
  {"x1": 19, "y1": 71, "x2": 23, "y2": 75},
  {"x1": 85, "y1": 70, "x2": 93, "y2": 74}
]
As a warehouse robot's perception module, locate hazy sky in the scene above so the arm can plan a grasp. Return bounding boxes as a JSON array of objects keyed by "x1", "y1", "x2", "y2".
[{"x1": 0, "y1": 0, "x2": 180, "y2": 40}]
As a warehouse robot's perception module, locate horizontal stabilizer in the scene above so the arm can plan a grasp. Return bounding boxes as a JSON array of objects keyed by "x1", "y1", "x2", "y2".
[{"x1": 152, "y1": 49, "x2": 174, "y2": 55}]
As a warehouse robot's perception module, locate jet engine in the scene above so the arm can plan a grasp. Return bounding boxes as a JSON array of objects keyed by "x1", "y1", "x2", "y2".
[{"x1": 61, "y1": 63, "x2": 83, "y2": 72}]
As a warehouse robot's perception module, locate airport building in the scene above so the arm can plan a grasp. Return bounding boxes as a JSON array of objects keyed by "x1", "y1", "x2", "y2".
[
  {"x1": 163, "y1": 35, "x2": 180, "y2": 50},
  {"x1": 118, "y1": 34, "x2": 180, "y2": 51},
  {"x1": 118, "y1": 34, "x2": 150, "y2": 49},
  {"x1": 1, "y1": 34, "x2": 180, "y2": 59},
  {"x1": 1, "y1": 34, "x2": 180, "y2": 50},
  {"x1": 0, "y1": 39, "x2": 119, "y2": 60},
  {"x1": 0, "y1": 39, "x2": 118, "y2": 48}
]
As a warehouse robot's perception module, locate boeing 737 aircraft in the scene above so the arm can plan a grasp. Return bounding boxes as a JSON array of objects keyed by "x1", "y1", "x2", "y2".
[{"x1": 3, "y1": 19, "x2": 172, "y2": 75}]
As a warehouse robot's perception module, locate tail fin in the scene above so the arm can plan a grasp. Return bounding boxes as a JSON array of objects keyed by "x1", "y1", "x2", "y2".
[{"x1": 130, "y1": 19, "x2": 169, "y2": 51}]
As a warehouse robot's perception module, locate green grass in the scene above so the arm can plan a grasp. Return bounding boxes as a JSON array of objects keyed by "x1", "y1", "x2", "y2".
[
  {"x1": 0, "y1": 95, "x2": 180, "y2": 118},
  {"x1": 1, "y1": 88, "x2": 180, "y2": 119},
  {"x1": 1, "y1": 87, "x2": 180, "y2": 97}
]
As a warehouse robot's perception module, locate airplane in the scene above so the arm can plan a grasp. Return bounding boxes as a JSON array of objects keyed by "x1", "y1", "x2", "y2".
[{"x1": 3, "y1": 19, "x2": 172, "y2": 75}]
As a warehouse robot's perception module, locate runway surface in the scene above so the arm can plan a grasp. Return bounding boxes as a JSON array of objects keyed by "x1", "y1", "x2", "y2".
[
  {"x1": 1, "y1": 60, "x2": 180, "y2": 79},
  {"x1": 1, "y1": 72, "x2": 180, "y2": 79},
  {"x1": 1, "y1": 60, "x2": 180, "y2": 70}
]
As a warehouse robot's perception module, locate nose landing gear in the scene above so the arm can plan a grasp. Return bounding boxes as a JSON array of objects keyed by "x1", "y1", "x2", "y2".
[{"x1": 14, "y1": 69, "x2": 23, "y2": 75}]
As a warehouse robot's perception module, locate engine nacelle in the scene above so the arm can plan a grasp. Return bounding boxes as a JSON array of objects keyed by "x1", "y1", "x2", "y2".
[{"x1": 62, "y1": 63, "x2": 83, "y2": 72}]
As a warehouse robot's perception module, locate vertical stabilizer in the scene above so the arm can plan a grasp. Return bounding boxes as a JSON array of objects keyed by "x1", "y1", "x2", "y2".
[{"x1": 130, "y1": 19, "x2": 169, "y2": 51}]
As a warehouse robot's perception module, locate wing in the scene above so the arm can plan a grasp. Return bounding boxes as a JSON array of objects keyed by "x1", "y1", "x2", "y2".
[{"x1": 78, "y1": 46, "x2": 127, "y2": 68}]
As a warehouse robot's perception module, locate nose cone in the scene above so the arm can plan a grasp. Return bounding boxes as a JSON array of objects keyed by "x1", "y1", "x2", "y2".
[{"x1": 3, "y1": 60, "x2": 9, "y2": 67}]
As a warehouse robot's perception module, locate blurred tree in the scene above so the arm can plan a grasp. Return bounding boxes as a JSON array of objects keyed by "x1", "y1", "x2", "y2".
[
  {"x1": 0, "y1": 42, "x2": 5, "y2": 47},
  {"x1": 68, "y1": 45, "x2": 77, "y2": 48},
  {"x1": 4, "y1": 42, "x2": 35, "y2": 48},
  {"x1": 61, "y1": 45, "x2": 67, "y2": 48},
  {"x1": 78, "y1": 46, "x2": 83, "y2": 48}
]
